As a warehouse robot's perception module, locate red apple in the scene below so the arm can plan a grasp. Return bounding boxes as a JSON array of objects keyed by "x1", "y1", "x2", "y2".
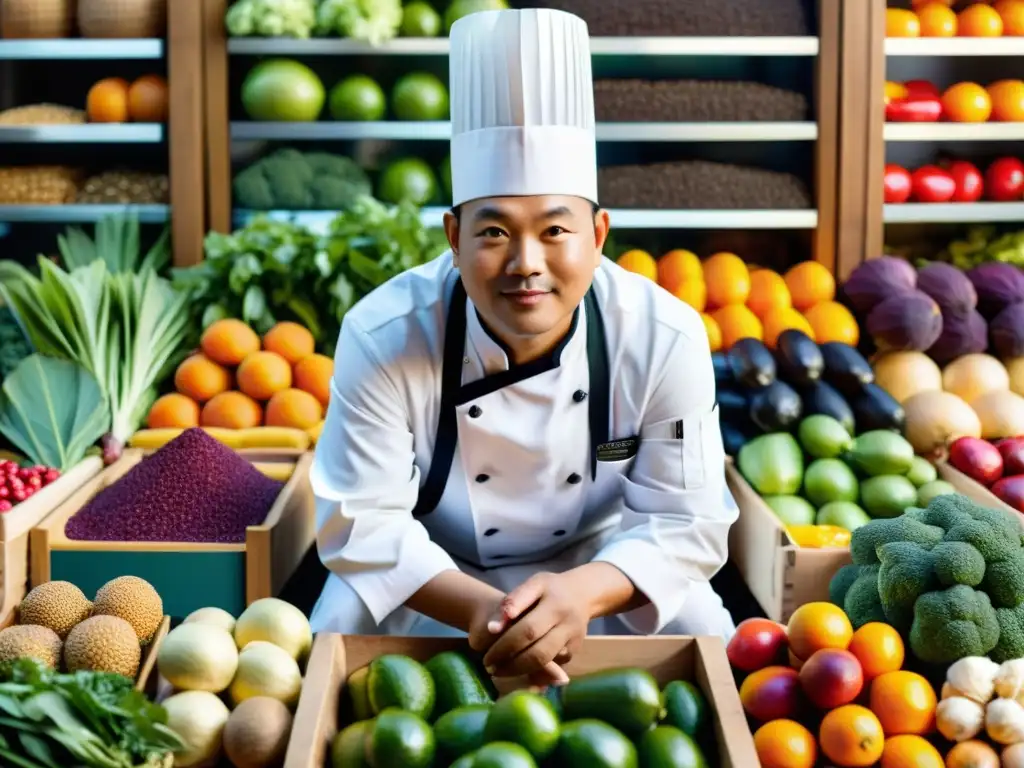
[
  {"x1": 799, "y1": 648, "x2": 864, "y2": 709},
  {"x1": 993, "y1": 475, "x2": 1024, "y2": 513},
  {"x1": 985, "y1": 157, "x2": 1024, "y2": 202},
  {"x1": 947, "y1": 160, "x2": 984, "y2": 203},
  {"x1": 727, "y1": 618, "x2": 789, "y2": 672},
  {"x1": 949, "y1": 436, "x2": 1005, "y2": 486},
  {"x1": 997, "y1": 437, "x2": 1024, "y2": 476}
]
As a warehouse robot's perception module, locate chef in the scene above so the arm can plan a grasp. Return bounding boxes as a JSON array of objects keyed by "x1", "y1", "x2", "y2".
[{"x1": 310, "y1": 7, "x2": 738, "y2": 682}]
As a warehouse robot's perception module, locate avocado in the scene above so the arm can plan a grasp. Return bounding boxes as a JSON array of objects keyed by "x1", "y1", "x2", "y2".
[
  {"x1": 483, "y1": 690, "x2": 559, "y2": 761},
  {"x1": 803, "y1": 458, "x2": 859, "y2": 507},
  {"x1": 425, "y1": 651, "x2": 495, "y2": 717},
  {"x1": 560, "y1": 668, "x2": 662, "y2": 737},
  {"x1": 367, "y1": 654, "x2": 435, "y2": 719},
  {"x1": 467, "y1": 742, "x2": 538, "y2": 767},
  {"x1": 660, "y1": 680, "x2": 708, "y2": 738},
  {"x1": 639, "y1": 725, "x2": 708, "y2": 768},
  {"x1": 367, "y1": 708, "x2": 435, "y2": 768},
  {"x1": 737, "y1": 432, "x2": 805, "y2": 496},
  {"x1": 434, "y1": 704, "x2": 490, "y2": 762},
  {"x1": 860, "y1": 475, "x2": 919, "y2": 519},
  {"x1": 797, "y1": 414, "x2": 853, "y2": 460},
  {"x1": 555, "y1": 719, "x2": 638, "y2": 768},
  {"x1": 849, "y1": 430, "x2": 916, "y2": 477}
]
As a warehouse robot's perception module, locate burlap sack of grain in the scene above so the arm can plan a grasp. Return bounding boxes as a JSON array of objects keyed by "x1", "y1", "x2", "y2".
[
  {"x1": 77, "y1": 0, "x2": 165, "y2": 38},
  {"x1": 594, "y1": 80, "x2": 809, "y2": 122},
  {"x1": 0, "y1": 0, "x2": 76, "y2": 39}
]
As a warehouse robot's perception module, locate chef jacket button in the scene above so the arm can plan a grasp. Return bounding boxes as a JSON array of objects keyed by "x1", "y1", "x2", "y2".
[
  {"x1": 573, "y1": 389, "x2": 587, "y2": 403},
  {"x1": 484, "y1": 528, "x2": 499, "y2": 536},
  {"x1": 567, "y1": 473, "x2": 582, "y2": 484},
  {"x1": 553, "y1": 529, "x2": 566, "y2": 536},
  {"x1": 475, "y1": 473, "x2": 490, "y2": 483},
  {"x1": 468, "y1": 405, "x2": 482, "y2": 418}
]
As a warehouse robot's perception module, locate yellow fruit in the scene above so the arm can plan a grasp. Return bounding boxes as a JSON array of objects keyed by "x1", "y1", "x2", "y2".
[
  {"x1": 254, "y1": 463, "x2": 296, "y2": 482},
  {"x1": 307, "y1": 420, "x2": 325, "y2": 446},
  {"x1": 91, "y1": 575, "x2": 164, "y2": 644},
  {"x1": 229, "y1": 641, "x2": 303, "y2": 708},
  {"x1": 703, "y1": 252, "x2": 751, "y2": 308},
  {"x1": 701, "y1": 313, "x2": 722, "y2": 352},
  {"x1": 237, "y1": 426, "x2": 311, "y2": 450},
  {"x1": 201, "y1": 391, "x2": 263, "y2": 430},
  {"x1": 293, "y1": 353, "x2": 334, "y2": 407},
  {"x1": 746, "y1": 269, "x2": 792, "y2": 318},
  {"x1": 657, "y1": 249, "x2": 703, "y2": 292},
  {"x1": 234, "y1": 598, "x2": 313, "y2": 662},
  {"x1": 63, "y1": 615, "x2": 141, "y2": 678},
  {"x1": 784, "y1": 261, "x2": 836, "y2": 311},
  {"x1": 162, "y1": 691, "x2": 232, "y2": 767},
  {"x1": 265, "y1": 389, "x2": 323, "y2": 430},
  {"x1": 200, "y1": 319, "x2": 260, "y2": 367},
  {"x1": 236, "y1": 351, "x2": 293, "y2": 401},
  {"x1": 615, "y1": 249, "x2": 658, "y2": 280},
  {"x1": 157, "y1": 622, "x2": 239, "y2": 693},
  {"x1": 174, "y1": 354, "x2": 232, "y2": 403},
  {"x1": 711, "y1": 304, "x2": 763, "y2": 350},
  {"x1": 147, "y1": 393, "x2": 200, "y2": 429},
  {"x1": 0, "y1": 625, "x2": 62, "y2": 669},
  {"x1": 18, "y1": 581, "x2": 93, "y2": 640},
  {"x1": 762, "y1": 307, "x2": 816, "y2": 349},
  {"x1": 182, "y1": 607, "x2": 237, "y2": 634},
  {"x1": 262, "y1": 322, "x2": 315, "y2": 366}
]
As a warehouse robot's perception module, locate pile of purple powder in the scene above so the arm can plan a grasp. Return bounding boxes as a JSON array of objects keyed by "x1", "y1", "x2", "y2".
[{"x1": 65, "y1": 428, "x2": 284, "y2": 543}]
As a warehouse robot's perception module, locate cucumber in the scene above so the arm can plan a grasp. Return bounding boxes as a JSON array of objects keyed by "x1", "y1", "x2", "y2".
[
  {"x1": 425, "y1": 651, "x2": 495, "y2": 718},
  {"x1": 560, "y1": 668, "x2": 662, "y2": 737}
]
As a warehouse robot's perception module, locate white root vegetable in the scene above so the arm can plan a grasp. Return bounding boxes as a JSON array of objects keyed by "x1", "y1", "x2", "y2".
[
  {"x1": 943, "y1": 681, "x2": 966, "y2": 700},
  {"x1": 936, "y1": 696, "x2": 986, "y2": 742},
  {"x1": 1006, "y1": 743, "x2": 1024, "y2": 768},
  {"x1": 986, "y1": 697, "x2": 1024, "y2": 745},
  {"x1": 948, "y1": 656, "x2": 1000, "y2": 704},
  {"x1": 996, "y1": 660, "x2": 1024, "y2": 703}
]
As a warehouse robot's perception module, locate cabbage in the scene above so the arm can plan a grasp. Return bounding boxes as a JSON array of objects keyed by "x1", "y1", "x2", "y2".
[{"x1": 315, "y1": 0, "x2": 403, "y2": 45}]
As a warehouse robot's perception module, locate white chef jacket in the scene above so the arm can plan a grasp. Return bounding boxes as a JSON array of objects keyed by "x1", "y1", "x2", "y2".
[{"x1": 310, "y1": 251, "x2": 738, "y2": 638}]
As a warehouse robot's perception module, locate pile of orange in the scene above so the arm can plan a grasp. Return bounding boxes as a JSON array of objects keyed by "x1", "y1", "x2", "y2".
[
  {"x1": 941, "y1": 78, "x2": 1024, "y2": 122},
  {"x1": 614, "y1": 249, "x2": 859, "y2": 353},
  {"x1": 87, "y1": 74, "x2": 168, "y2": 123},
  {"x1": 888, "y1": 1, "x2": 1024, "y2": 38},
  {"x1": 731, "y1": 604, "x2": 942, "y2": 768},
  {"x1": 146, "y1": 319, "x2": 332, "y2": 441}
]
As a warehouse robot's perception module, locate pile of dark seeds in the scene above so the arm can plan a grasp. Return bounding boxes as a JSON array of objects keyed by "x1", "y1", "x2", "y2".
[
  {"x1": 594, "y1": 80, "x2": 809, "y2": 123},
  {"x1": 65, "y1": 428, "x2": 284, "y2": 544},
  {"x1": 598, "y1": 160, "x2": 812, "y2": 210},
  {"x1": 517, "y1": 0, "x2": 811, "y2": 36}
]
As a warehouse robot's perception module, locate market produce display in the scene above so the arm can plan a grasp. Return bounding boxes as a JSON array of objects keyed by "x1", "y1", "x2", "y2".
[
  {"x1": 948, "y1": 435, "x2": 1024, "y2": 512},
  {"x1": 0, "y1": 457, "x2": 62, "y2": 514},
  {"x1": 730, "y1": 606, "x2": 945, "y2": 768},
  {"x1": 884, "y1": 157, "x2": 1024, "y2": 204},
  {"x1": 155, "y1": 597, "x2": 310, "y2": 767},
  {"x1": 86, "y1": 74, "x2": 168, "y2": 123},
  {"x1": 937, "y1": 656, "x2": 1024, "y2": 760},
  {"x1": 887, "y1": 1, "x2": 1024, "y2": 37},
  {"x1": 63, "y1": 427, "x2": 285, "y2": 543},
  {"x1": 885, "y1": 77, "x2": 1024, "y2": 123},
  {"x1": 934, "y1": 224, "x2": 1024, "y2": 270},
  {"x1": 330, "y1": 650, "x2": 712, "y2": 767},
  {"x1": 233, "y1": 148, "x2": 372, "y2": 211}
]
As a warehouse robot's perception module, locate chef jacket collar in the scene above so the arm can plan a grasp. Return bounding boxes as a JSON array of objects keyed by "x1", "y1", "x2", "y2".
[{"x1": 465, "y1": 295, "x2": 584, "y2": 376}]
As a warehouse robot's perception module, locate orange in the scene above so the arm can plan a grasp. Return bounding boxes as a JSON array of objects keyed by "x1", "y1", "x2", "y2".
[
  {"x1": 912, "y1": 0, "x2": 952, "y2": 6},
  {"x1": 802, "y1": 300, "x2": 860, "y2": 346},
  {"x1": 657, "y1": 249, "x2": 703, "y2": 292},
  {"x1": 671, "y1": 279, "x2": 707, "y2": 312},
  {"x1": 848, "y1": 622, "x2": 905, "y2": 681},
  {"x1": 262, "y1": 321, "x2": 315, "y2": 366},
  {"x1": 959, "y1": 3, "x2": 1005, "y2": 36},
  {"x1": 615, "y1": 249, "x2": 658, "y2": 281},
  {"x1": 819, "y1": 705, "x2": 885, "y2": 767},
  {"x1": 265, "y1": 388, "x2": 324, "y2": 429},
  {"x1": 146, "y1": 393, "x2": 200, "y2": 429},
  {"x1": 236, "y1": 351, "x2": 292, "y2": 401},
  {"x1": 703, "y1": 251, "x2": 751, "y2": 307},
  {"x1": 887, "y1": 8, "x2": 922, "y2": 36},
  {"x1": 174, "y1": 354, "x2": 233, "y2": 402},
  {"x1": 127, "y1": 74, "x2": 168, "y2": 122},
  {"x1": 761, "y1": 307, "x2": 815, "y2": 349},
  {"x1": 869, "y1": 670, "x2": 937, "y2": 736},
  {"x1": 786, "y1": 601, "x2": 853, "y2": 660},
  {"x1": 995, "y1": 0, "x2": 1024, "y2": 35},
  {"x1": 753, "y1": 719, "x2": 817, "y2": 768},
  {"x1": 294, "y1": 353, "x2": 334, "y2": 407},
  {"x1": 917, "y1": 2, "x2": 958, "y2": 35},
  {"x1": 987, "y1": 78, "x2": 1024, "y2": 121},
  {"x1": 746, "y1": 269, "x2": 792, "y2": 318},
  {"x1": 885, "y1": 81, "x2": 909, "y2": 104},
  {"x1": 944, "y1": 740, "x2": 1000, "y2": 768},
  {"x1": 86, "y1": 77, "x2": 130, "y2": 123},
  {"x1": 200, "y1": 391, "x2": 262, "y2": 429},
  {"x1": 942, "y1": 82, "x2": 993, "y2": 122},
  {"x1": 711, "y1": 304, "x2": 763, "y2": 350},
  {"x1": 784, "y1": 261, "x2": 835, "y2": 310},
  {"x1": 701, "y1": 313, "x2": 722, "y2": 352},
  {"x1": 201, "y1": 318, "x2": 261, "y2": 367},
  {"x1": 880, "y1": 734, "x2": 943, "y2": 768}
]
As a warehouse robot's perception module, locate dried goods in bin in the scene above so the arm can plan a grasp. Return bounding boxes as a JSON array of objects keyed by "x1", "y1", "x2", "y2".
[
  {"x1": 0, "y1": 104, "x2": 85, "y2": 124},
  {"x1": 598, "y1": 160, "x2": 812, "y2": 210},
  {"x1": 64, "y1": 427, "x2": 283, "y2": 543},
  {"x1": 0, "y1": 166, "x2": 84, "y2": 205},
  {"x1": 76, "y1": 170, "x2": 169, "y2": 205},
  {"x1": 594, "y1": 80, "x2": 809, "y2": 124},
  {"x1": 523, "y1": 0, "x2": 811, "y2": 36}
]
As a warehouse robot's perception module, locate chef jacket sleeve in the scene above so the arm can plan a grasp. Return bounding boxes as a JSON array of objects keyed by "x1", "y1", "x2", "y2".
[
  {"x1": 311, "y1": 316, "x2": 459, "y2": 625},
  {"x1": 592, "y1": 323, "x2": 737, "y2": 634}
]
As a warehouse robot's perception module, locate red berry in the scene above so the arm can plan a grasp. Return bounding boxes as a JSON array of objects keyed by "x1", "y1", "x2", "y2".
[
  {"x1": 0, "y1": 500, "x2": 11, "y2": 512},
  {"x1": 0, "y1": 486, "x2": 8, "y2": 499},
  {"x1": 26, "y1": 475, "x2": 41, "y2": 489},
  {"x1": 11, "y1": 489, "x2": 26, "y2": 502},
  {"x1": 43, "y1": 469, "x2": 60, "y2": 484}
]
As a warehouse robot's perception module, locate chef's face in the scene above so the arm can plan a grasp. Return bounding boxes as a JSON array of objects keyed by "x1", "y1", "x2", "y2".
[{"x1": 444, "y1": 195, "x2": 610, "y2": 363}]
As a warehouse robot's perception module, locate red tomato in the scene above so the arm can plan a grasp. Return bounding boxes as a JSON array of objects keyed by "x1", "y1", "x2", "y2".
[
  {"x1": 904, "y1": 79, "x2": 940, "y2": 98},
  {"x1": 947, "y1": 160, "x2": 984, "y2": 202},
  {"x1": 726, "y1": 618, "x2": 789, "y2": 673},
  {"x1": 985, "y1": 157, "x2": 1024, "y2": 201},
  {"x1": 911, "y1": 165, "x2": 957, "y2": 202},
  {"x1": 884, "y1": 164, "x2": 912, "y2": 203}
]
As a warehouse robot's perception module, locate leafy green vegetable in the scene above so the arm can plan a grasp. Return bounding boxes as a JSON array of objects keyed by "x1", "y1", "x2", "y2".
[
  {"x1": 56, "y1": 213, "x2": 170, "y2": 276},
  {"x1": 0, "y1": 658, "x2": 183, "y2": 768},
  {"x1": 0, "y1": 355, "x2": 109, "y2": 472},
  {"x1": 0, "y1": 301, "x2": 31, "y2": 382},
  {"x1": 225, "y1": 0, "x2": 316, "y2": 37},
  {"x1": 315, "y1": 0, "x2": 403, "y2": 45}
]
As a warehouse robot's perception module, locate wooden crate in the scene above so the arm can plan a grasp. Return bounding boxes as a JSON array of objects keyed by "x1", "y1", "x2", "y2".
[
  {"x1": 29, "y1": 450, "x2": 315, "y2": 618},
  {"x1": 727, "y1": 461, "x2": 852, "y2": 623},
  {"x1": 284, "y1": 634, "x2": 758, "y2": 768},
  {"x1": 0, "y1": 611, "x2": 169, "y2": 694},
  {"x1": 937, "y1": 461, "x2": 1021, "y2": 519},
  {"x1": 0, "y1": 457, "x2": 104, "y2": 627}
]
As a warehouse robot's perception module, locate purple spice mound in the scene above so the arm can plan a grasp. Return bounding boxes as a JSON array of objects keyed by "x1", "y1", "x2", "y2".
[{"x1": 65, "y1": 428, "x2": 284, "y2": 543}]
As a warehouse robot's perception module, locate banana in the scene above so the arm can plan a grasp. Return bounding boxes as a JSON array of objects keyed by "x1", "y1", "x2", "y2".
[
  {"x1": 252, "y1": 462, "x2": 295, "y2": 482},
  {"x1": 128, "y1": 427, "x2": 244, "y2": 450},
  {"x1": 237, "y1": 427, "x2": 310, "y2": 451}
]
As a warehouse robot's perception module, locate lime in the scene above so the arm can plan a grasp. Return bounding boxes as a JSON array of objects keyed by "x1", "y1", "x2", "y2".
[
  {"x1": 434, "y1": 704, "x2": 490, "y2": 762},
  {"x1": 328, "y1": 74, "x2": 386, "y2": 121},
  {"x1": 917, "y1": 479, "x2": 957, "y2": 507},
  {"x1": 906, "y1": 455, "x2": 938, "y2": 487},
  {"x1": 483, "y1": 690, "x2": 559, "y2": 761},
  {"x1": 346, "y1": 666, "x2": 373, "y2": 721},
  {"x1": 555, "y1": 719, "x2": 638, "y2": 767},
  {"x1": 803, "y1": 458, "x2": 859, "y2": 507},
  {"x1": 401, "y1": 1, "x2": 442, "y2": 36},
  {"x1": 367, "y1": 654, "x2": 435, "y2": 719},
  {"x1": 797, "y1": 414, "x2": 853, "y2": 459},
  {"x1": 445, "y1": 0, "x2": 509, "y2": 33},
  {"x1": 391, "y1": 72, "x2": 449, "y2": 121},
  {"x1": 330, "y1": 720, "x2": 371, "y2": 768},
  {"x1": 367, "y1": 708, "x2": 435, "y2": 768},
  {"x1": 378, "y1": 157, "x2": 438, "y2": 205},
  {"x1": 473, "y1": 742, "x2": 539, "y2": 767},
  {"x1": 661, "y1": 681, "x2": 708, "y2": 738},
  {"x1": 860, "y1": 474, "x2": 919, "y2": 518},
  {"x1": 639, "y1": 725, "x2": 708, "y2": 768},
  {"x1": 240, "y1": 59, "x2": 325, "y2": 121}
]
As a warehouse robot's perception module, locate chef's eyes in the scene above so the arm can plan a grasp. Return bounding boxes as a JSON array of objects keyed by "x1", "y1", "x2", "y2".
[
  {"x1": 473, "y1": 225, "x2": 572, "y2": 240},
  {"x1": 477, "y1": 226, "x2": 507, "y2": 239}
]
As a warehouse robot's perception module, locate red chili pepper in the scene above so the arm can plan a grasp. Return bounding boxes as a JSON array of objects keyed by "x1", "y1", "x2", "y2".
[{"x1": 885, "y1": 96, "x2": 943, "y2": 123}]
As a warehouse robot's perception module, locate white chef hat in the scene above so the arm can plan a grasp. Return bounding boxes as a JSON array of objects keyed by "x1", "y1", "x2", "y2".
[{"x1": 448, "y1": 8, "x2": 598, "y2": 207}]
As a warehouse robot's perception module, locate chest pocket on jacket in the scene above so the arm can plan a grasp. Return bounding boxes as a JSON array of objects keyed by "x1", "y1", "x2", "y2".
[{"x1": 638, "y1": 405, "x2": 721, "y2": 492}]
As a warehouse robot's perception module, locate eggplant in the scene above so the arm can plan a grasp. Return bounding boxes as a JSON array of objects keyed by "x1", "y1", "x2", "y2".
[
  {"x1": 711, "y1": 352, "x2": 733, "y2": 386},
  {"x1": 727, "y1": 337, "x2": 776, "y2": 389},
  {"x1": 799, "y1": 380, "x2": 856, "y2": 435},
  {"x1": 717, "y1": 387, "x2": 749, "y2": 417},
  {"x1": 775, "y1": 329, "x2": 823, "y2": 386},
  {"x1": 820, "y1": 342, "x2": 875, "y2": 396},
  {"x1": 850, "y1": 383, "x2": 906, "y2": 433},
  {"x1": 721, "y1": 421, "x2": 755, "y2": 457},
  {"x1": 748, "y1": 380, "x2": 803, "y2": 433}
]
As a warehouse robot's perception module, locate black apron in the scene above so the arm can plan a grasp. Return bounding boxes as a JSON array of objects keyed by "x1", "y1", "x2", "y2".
[{"x1": 411, "y1": 278, "x2": 610, "y2": 519}]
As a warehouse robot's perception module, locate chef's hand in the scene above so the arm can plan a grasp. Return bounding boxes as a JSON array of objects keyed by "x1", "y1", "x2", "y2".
[{"x1": 477, "y1": 572, "x2": 587, "y2": 683}]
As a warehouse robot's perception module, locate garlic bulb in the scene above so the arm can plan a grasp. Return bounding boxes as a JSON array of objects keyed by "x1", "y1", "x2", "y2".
[
  {"x1": 937, "y1": 696, "x2": 986, "y2": 742},
  {"x1": 987, "y1": 697, "x2": 1024, "y2": 745},
  {"x1": 947, "y1": 656, "x2": 1000, "y2": 704},
  {"x1": 996, "y1": 660, "x2": 1024, "y2": 703}
]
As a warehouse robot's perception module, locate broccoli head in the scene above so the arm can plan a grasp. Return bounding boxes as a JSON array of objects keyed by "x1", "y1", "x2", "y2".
[
  {"x1": 982, "y1": 549, "x2": 1024, "y2": 609},
  {"x1": 878, "y1": 542, "x2": 939, "y2": 633},
  {"x1": 830, "y1": 563, "x2": 864, "y2": 607},
  {"x1": 831, "y1": 565, "x2": 886, "y2": 629},
  {"x1": 909, "y1": 585, "x2": 999, "y2": 664},
  {"x1": 993, "y1": 602, "x2": 1024, "y2": 662},
  {"x1": 849, "y1": 516, "x2": 944, "y2": 565},
  {"x1": 232, "y1": 149, "x2": 371, "y2": 211},
  {"x1": 931, "y1": 541, "x2": 987, "y2": 588}
]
